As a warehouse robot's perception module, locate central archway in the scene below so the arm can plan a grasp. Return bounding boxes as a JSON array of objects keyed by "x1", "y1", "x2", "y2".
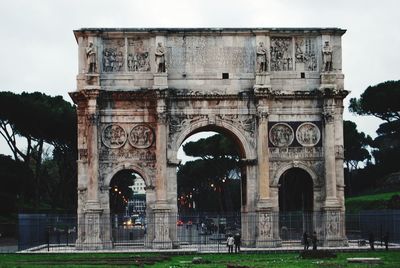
[
  {"x1": 174, "y1": 124, "x2": 251, "y2": 246},
  {"x1": 278, "y1": 168, "x2": 313, "y2": 241}
]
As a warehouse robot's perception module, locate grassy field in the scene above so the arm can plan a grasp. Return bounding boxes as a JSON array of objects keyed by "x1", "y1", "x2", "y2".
[
  {"x1": 345, "y1": 191, "x2": 400, "y2": 212},
  {"x1": 1, "y1": 251, "x2": 400, "y2": 267}
]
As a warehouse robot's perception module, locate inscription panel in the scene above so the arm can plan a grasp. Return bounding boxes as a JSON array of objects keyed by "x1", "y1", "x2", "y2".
[{"x1": 166, "y1": 36, "x2": 255, "y2": 73}]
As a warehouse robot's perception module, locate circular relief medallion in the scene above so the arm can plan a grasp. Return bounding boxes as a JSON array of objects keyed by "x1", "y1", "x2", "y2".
[
  {"x1": 269, "y1": 123, "x2": 294, "y2": 147},
  {"x1": 129, "y1": 124, "x2": 155, "y2": 149},
  {"x1": 102, "y1": 124, "x2": 127, "y2": 149},
  {"x1": 296, "y1": 122, "x2": 321, "y2": 147}
]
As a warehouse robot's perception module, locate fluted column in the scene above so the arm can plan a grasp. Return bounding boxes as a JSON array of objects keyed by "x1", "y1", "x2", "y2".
[
  {"x1": 152, "y1": 91, "x2": 172, "y2": 249},
  {"x1": 257, "y1": 107, "x2": 270, "y2": 201},
  {"x1": 322, "y1": 101, "x2": 339, "y2": 208}
]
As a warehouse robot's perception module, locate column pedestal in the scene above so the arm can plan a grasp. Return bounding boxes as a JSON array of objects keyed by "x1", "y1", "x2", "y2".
[
  {"x1": 152, "y1": 202, "x2": 173, "y2": 249},
  {"x1": 153, "y1": 73, "x2": 168, "y2": 89},
  {"x1": 322, "y1": 207, "x2": 347, "y2": 247},
  {"x1": 254, "y1": 73, "x2": 271, "y2": 93},
  {"x1": 255, "y1": 202, "x2": 281, "y2": 247},
  {"x1": 85, "y1": 73, "x2": 100, "y2": 88},
  {"x1": 320, "y1": 73, "x2": 337, "y2": 92},
  {"x1": 77, "y1": 201, "x2": 112, "y2": 250}
]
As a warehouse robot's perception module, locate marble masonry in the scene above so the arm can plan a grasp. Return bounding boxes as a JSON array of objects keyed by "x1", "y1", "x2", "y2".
[{"x1": 70, "y1": 28, "x2": 348, "y2": 249}]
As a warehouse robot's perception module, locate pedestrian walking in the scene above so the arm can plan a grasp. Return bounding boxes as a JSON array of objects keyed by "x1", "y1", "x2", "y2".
[
  {"x1": 227, "y1": 234, "x2": 234, "y2": 253},
  {"x1": 234, "y1": 233, "x2": 241, "y2": 253},
  {"x1": 369, "y1": 232, "x2": 375, "y2": 250},
  {"x1": 312, "y1": 231, "x2": 318, "y2": 250},
  {"x1": 303, "y1": 231, "x2": 309, "y2": 250}
]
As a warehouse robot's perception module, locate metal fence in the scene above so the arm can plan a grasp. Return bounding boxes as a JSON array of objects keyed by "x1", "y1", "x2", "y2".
[{"x1": 1, "y1": 210, "x2": 400, "y2": 252}]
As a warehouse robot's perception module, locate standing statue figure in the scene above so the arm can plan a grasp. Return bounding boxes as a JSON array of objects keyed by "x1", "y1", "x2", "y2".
[
  {"x1": 86, "y1": 41, "x2": 97, "y2": 73},
  {"x1": 155, "y1": 42, "x2": 166, "y2": 73},
  {"x1": 256, "y1": 42, "x2": 268, "y2": 73},
  {"x1": 322, "y1": 41, "x2": 333, "y2": 72}
]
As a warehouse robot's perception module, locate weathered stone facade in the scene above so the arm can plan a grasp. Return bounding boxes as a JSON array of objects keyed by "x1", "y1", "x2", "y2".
[{"x1": 70, "y1": 28, "x2": 348, "y2": 249}]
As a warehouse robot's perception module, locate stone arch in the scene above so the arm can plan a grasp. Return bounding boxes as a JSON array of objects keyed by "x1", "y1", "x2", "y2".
[
  {"x1": 170, "y1": 118, "x2": 255, "y2": 160},
  {"x1": 271, "y1": 161, "x2": 319, "y2": 188},
  {"x1": 103, "y1": 162, "x2": 152, "y2": 189}
]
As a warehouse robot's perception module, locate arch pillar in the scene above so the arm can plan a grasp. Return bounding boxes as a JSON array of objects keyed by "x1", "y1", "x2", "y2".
[{"x1": 152, "y1": 94, "x2": 173, "y2": 249}]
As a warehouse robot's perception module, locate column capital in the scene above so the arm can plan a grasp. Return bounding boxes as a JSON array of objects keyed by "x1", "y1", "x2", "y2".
[
  {"x1": 257, "y1": 106, "x2": 269, "y2": 121},
  {"x1": 322, "y1": 110, "x2": 335, "y2": 124}
]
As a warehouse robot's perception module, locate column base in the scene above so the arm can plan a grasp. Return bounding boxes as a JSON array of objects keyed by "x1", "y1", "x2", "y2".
[{"x1": 323, "y1": 197, "x2": 340, "y2": 208}]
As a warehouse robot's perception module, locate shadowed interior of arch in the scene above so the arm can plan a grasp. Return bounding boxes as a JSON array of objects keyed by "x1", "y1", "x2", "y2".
[
  {"x1": 109, "y1": 170, "x2": 147, "y2": 232},
  {"x1": 278, "y1": 167, "x2": 313, "y2": 212},
  {"x1": 278, "y1": 167, "x2": 314, "y2": 240}
]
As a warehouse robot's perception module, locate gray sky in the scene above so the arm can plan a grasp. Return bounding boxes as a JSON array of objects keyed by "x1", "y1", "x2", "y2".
[{"x1": 1, "y1": 0, "x2": 399, "y2": 156}]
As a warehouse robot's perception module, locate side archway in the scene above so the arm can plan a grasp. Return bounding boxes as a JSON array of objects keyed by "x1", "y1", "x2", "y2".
[
  {"x1": 103, "y1": 162, "x2": 152, "y2": 189},
  {"x1": 274, "y1": 164, "x2": 316, "y2": 241}
]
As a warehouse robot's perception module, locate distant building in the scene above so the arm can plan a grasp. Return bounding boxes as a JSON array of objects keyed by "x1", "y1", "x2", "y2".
[{"x1": 127, "y1": 178, "x2": 146, "y2": 215}]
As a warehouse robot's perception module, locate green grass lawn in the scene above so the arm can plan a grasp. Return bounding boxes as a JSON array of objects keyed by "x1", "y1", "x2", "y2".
[
  {"x1": 1, "y1": 251, "x2": 400, "y2": 267},
  {"x1": 345, "y1": 191, "x2": 400, "y2": 212}
]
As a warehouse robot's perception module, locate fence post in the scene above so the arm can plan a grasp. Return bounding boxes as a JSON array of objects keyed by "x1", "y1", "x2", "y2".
[{"x1": 46, "y1": 225, "x2": 50, "y2": 252}]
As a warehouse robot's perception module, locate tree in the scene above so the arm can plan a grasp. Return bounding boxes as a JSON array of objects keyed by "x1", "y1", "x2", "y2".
[
  {"x1": 349, "y1": 80, "x2": 400, "y2": 174},
  {"x1": 0, "y1": 154, "x2": 33, "y2": 214},
  {"x1": 343, "y1": 120, "x2": 372, "y2": 171},
  {"x1": 177, "y1": 134, "x2": 242, "y2": 213},
  {"x1": 343, "y1": 120, "x2": 372, "y2": 195},
  {"x1": 349, "y1": 80, "x2": 400, "y2": 123},
  {"x1": 0, "y1": 91, "x2": 77, "y2": 210}
]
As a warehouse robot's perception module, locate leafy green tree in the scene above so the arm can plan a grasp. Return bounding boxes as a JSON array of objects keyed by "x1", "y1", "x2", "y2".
[
  {"x1": 343, "y1": 120, "x2": 372, "y2": 195},
  {"x1": 0, "y1": 91, "x2": 77, "y2": 210},
  {"x1": 343, "y1": 120, "x2": 372, "y2": 170},
  {"x1": 349, "y1": 80, "x2": 400, "y2": 174},
  {"x1": 177, "y1": 134, "x2": 242, "y2": 213}
]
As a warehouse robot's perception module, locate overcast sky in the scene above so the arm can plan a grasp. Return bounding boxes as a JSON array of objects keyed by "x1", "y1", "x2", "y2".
[{"x1": 1, "y1": 0, "x2": 399, "y2": 156}]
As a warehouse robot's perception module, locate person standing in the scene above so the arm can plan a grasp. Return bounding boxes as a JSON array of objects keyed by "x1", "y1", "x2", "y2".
[
  {"x1": 227, "y1": 234, "x2": 234, "y2": 253},
  {"x1": 383, "y1": 232, "x2": 389, "y2": 251},
  {"x1": 234, "y1": 233, "x2": 241, "y2": 253},
  {"x1": 303, "y1": 232, "x2": 309, "y2": 250},
  {"x1": 312, "y1": 231, "x2": 318, "y2": 250},
  {"x1": 369, "y1": 232, "x2": 375, "y2": 250}
]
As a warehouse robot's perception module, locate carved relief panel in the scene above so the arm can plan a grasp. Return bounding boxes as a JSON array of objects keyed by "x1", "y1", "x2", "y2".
[
  {"x1": 295, "y1": 37, "x2": 317, "y2": 71},
  {"x1": 99, "y1": 123, "x2": 156, "y2": 177},
  {"x1": 326, "y1": 210, "x2": 340, "y2": 237},
  {"x1": 295, "y1": 122, "x2": 321, "y2": 147},
  {"x1": 102, "y1": 124, "x2": 127, "y2": 149},
  {"x1": 127, "y1": 38, "x2": 151, "y2": 72},
  {"x1": 259, "y1": 212, "x2": 273, "y2": 239},
  {"x1": 269, "y1": 122, "x2": 322, "y2": 148},
  {"x1": 102, "y1": 39, "x2": 125, "y2": 72},
  {"x1": 129, "y1": 124, "x2": 155, "y2": 148},
  {"x1": 270, "y1": 38, "x2": 293, "y2": 71},
  {"x1": 269, "y1": 123, "x2": 294, "y2": 147}
]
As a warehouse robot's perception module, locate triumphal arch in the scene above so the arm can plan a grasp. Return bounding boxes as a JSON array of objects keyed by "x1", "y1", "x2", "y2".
[{"x1": 70, "y1": 28, "x2": 348, "y2": 249}]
